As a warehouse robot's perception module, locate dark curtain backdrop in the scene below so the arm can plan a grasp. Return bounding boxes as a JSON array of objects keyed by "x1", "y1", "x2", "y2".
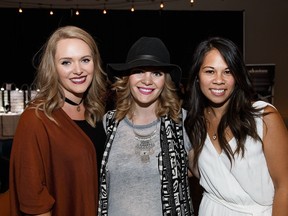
[{"x1": 0, "y1": 9, "x2": 244, "y2": 88}]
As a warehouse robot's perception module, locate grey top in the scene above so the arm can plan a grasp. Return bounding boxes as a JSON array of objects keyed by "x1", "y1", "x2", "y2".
[{"x1": 102, "y1": 109, "x2": 191, "y2": 216}]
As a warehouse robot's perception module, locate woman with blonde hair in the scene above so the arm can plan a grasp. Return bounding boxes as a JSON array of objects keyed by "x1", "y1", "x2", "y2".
[
  {"x1": 10, "y1": 25, "x2": 107, "y2": 216},
  {"x1": 98, "y1": 37, "x2": 194, "y2": 216}
]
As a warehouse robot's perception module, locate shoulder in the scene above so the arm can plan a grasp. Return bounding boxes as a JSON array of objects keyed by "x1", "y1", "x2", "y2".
[
  {"x1": 252, "y1": 100, "x2": 279, "y2": 116},
  {"x1": 253, "y1": 100, "x2": 276, "y2": 110},
  {"x1": 252, "y1": 101, "x2": 279, "y2": 120},
  {"x1": 252, "y1": 100, "x2": 282, "y2": 124},
  {"x1": 262, "y1": 105, "x2": 283, "y2": 125},
  {"x1": 19, "y1": 107, "x2": 41, "y2": 123},
  {"x1": 252, "y1": 101, "x2": 287, "y2": 139},
  {"x1": 19, "y1": 106, "x2": 64, "y2": 127}
]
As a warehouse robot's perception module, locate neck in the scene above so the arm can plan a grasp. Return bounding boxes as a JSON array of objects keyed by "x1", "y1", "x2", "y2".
[
  {"x1": 205, "y1": 107, "x2": 220, "y2": 141},
  {"x1": 130, "y1": 105, "x2": 157, "y2": 125},
  {"x1": 65, "y1": 97, "x2": 83, "y2": 106},
  {"x1": 64, "y1": 97, "x2": 83, "y2": 112},
  {"x1": 130, "y1": 112, "x2": 157, "y2": 125}
]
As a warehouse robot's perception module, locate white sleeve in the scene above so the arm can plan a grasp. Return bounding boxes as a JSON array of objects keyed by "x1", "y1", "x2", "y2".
[{"x1": 182, "y1": 108, "x2": 192, "y2": 152}]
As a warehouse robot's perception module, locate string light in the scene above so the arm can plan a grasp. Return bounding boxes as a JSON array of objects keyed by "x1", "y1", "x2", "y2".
[
  {"x1": 49, "y1": 4, "x2": 53, "y2": 15},
  {"x1": 103, "y1": 3, "x2": 107, "y2": 14},
  {"x1": 75, "y1": 4, "x2": 80, "y2": 15},
  {"x1": 18, "y1": 3, "x2": 23, "y2": 13},
  {"x1": 131, "y1": 1, "x2": 135, "y2": 12},
  {"x1": 160, "y1": 1, "x2": 164, "y2": 9},
  {"x1": 8, "y1": 0, "x2": 188, "y2": 10},
  {"x1": 8, "y1": 0, "x2": 194, "y2": 14}
]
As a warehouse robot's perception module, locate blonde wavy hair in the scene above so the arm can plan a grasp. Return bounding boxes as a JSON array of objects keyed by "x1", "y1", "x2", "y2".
[
  {"x1": 30, "y1": 25, "x2": 107, "y2": 127},
  {"x1": 111, "y1": 73, "x2": 181, "y2": 123}
]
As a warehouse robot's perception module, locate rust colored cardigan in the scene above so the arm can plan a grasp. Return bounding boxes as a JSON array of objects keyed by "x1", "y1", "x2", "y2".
[{"x1": 9, "y1": 107, "x2": 98, "y2": 216}]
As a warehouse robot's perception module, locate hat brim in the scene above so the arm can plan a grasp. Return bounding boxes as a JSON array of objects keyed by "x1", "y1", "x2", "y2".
[{"x1": 107, "y1": 59, "x2": 182, "y2": 85}]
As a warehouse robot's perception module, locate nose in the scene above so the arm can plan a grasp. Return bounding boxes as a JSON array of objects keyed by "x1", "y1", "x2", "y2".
[
  {"x1": 141, "y1": 72, "x2": 152, "y2": 85},
  {"x1": 213, "y1": 73, "x2": 225, "y2": 84},
  {"x1": 73, "y1": 62, "x2": 83, "y2": 75}
]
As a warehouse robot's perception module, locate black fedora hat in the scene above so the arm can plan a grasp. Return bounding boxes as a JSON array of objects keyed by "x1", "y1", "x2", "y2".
[{"x1": 107, "y1": 37, "x2": 182, "y2": 85}]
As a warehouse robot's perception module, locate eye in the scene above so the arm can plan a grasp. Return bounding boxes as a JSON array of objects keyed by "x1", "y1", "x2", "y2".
[
  {"x1": 61, "y1": 60, "x2": 71, "y2": 65},
  {"x1": 205, "y1": 69, "x2": 214, "y2": 74},
  {"x1": 224, "y1": 69, "x2": 231, "y2": 75},
  {"x1": 131, "y1": 68, "x2": 144, "y2": 74},
  {"x1": 82, "y1": 58, "x2": 91, "y2": 63},
  {"x1": 152, "y1": 71, "x2": 164, "y2": 76}
]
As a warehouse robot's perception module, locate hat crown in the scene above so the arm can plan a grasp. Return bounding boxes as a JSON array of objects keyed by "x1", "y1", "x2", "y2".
[
  {"x1": 107, "y1": 36, "x2": 182, "y2": 86},
  {"x1": 126, "y1": 37, "x2": 170, "y2": 64}
]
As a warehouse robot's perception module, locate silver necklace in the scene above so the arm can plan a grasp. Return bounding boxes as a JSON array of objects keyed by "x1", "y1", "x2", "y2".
[
  {"x1": 207, "y1": 109, "x2": 217, "y2": 140},
  {"x1": 132, "y1": 119, "x2": 158, "y2": 163}
]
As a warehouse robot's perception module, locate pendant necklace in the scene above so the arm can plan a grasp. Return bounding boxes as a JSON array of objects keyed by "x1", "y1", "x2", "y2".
[
  {"x1": 207, "y1": 109, "x2": 217, "y2": 140},
  {"x1": 212, "y1": 133, "x2": 217, "y2": 141},
  {"x1": 132, "y1": 119, "x2": 158, "y2": 163},
  {"x1": 65, "y1": 97, "x2": 83, "y2": 112}
]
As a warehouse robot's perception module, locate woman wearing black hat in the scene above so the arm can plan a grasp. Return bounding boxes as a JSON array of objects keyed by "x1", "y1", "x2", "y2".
[{"x1": 98, "y1": 37, "x2": 194, "y2": 216}]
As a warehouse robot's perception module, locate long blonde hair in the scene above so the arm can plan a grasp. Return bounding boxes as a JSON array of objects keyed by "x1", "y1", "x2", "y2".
[{"x1": 30, "y1": 25, "x2": 107, "y2": 127}]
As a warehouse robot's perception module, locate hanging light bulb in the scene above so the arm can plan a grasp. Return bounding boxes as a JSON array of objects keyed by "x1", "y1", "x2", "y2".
[
  {"x1": 49, "y1": 4, "x2": 54, "y2": 15},
  {"x1": 160, "y1": 1, "x2": 164, "y2": 9},
  {"x1": 18, "y1": 3, "x2": 23, "y2": 13},
  {"x1": 103, "y1": 3, "x2": 107, "y2": 14},
  {"x1": 131, "y1": 0, "x2": 135, "y2": 12},
  {"x1": 75, "y1": 5, "x2": 80, "y2": 15},
  {"x1": 190, "y1": 0, "x2": 194, "y2": 6}
]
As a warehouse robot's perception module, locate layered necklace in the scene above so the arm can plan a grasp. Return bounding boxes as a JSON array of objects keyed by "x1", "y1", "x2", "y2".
[
  {"x1": 65, "y1": 97, "x2": 83, "y2": 112},
  {"x1": 132, "y1": 119, "x2": 158, "y2": 163}
]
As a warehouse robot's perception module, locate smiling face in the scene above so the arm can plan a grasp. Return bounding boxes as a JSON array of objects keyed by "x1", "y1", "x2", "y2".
[
  {"x1": 129, "y1": 67, "x2": 166, "y2": 108},
  {"x1": 55, "y1": 38, "x2": 94, "y2": 99},
  {"x1": 198, "y1": 48, "x2": 235, "y2": 107}
]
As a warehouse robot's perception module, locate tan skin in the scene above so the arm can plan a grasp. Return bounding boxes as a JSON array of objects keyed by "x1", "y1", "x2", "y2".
[
  {"x1": 262, "y1": 106, "x2": 288, "y2": 215},
  {"x1": 190, "y1": 48, "x2": 288, "y2": 215},
  {"x1": 199, "y1": 49, "x2": 236, "y2": 154}
]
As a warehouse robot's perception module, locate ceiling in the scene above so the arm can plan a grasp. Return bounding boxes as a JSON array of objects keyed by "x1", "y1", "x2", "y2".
[{"x1": 0, "y1": 0, "x2": 188, "y2": 10}]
